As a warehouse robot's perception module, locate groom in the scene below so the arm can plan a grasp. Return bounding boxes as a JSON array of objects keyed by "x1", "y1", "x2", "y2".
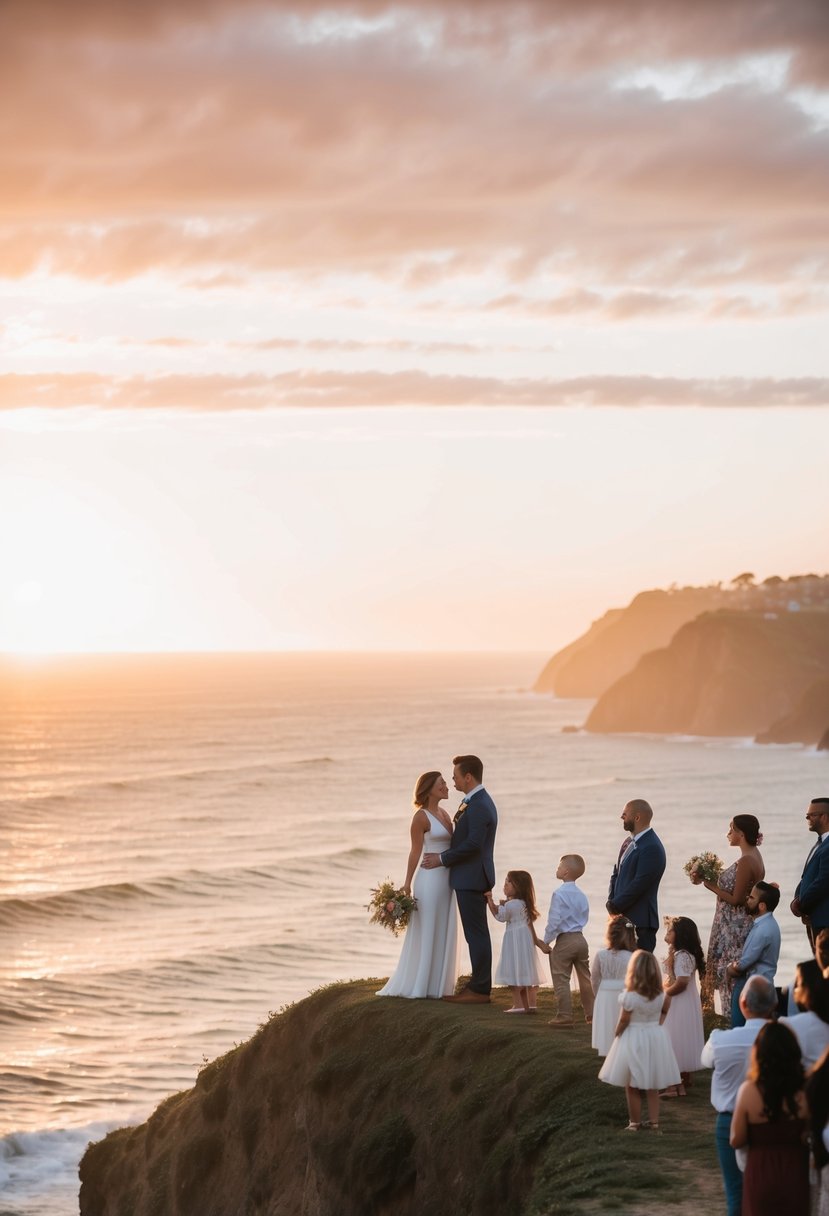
[{"x1": 422, "y1": 754, "x2": 497, "y2": 1004}]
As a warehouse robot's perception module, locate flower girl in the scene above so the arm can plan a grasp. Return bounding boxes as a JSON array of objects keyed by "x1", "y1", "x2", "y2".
[
  {"x1": 486, "y1": 871, "x2": 545, "y2": 1013},
  {"x1": 591, "y1": 915, "x2": 637, "y2": 1056},
  {"x1": 661, "y1": 916, "x2": 705, "y2": 1096},
  {"x1": 598, "y1": 949, "x2": 680, "y2": 1132}
]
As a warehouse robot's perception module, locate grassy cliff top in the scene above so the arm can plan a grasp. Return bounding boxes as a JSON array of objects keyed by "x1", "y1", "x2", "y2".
[{"x1": 80, "y1": 981, "x2": 725, "y2": 1216}]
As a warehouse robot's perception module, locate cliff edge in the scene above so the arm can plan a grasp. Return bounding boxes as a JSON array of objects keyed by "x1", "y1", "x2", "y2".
[
  {"x1": 78, "y1": 981, "x2": 720, "y2": 1216},
  {"x1": 756, "y1": 677, "x2": 829, "y2": 746},
  {"x1": 585, "y1": 610, "x2": 829, "y2": 737},
  {"x1": 534, "y1": 587, "x2": 725, "y2": 698}
]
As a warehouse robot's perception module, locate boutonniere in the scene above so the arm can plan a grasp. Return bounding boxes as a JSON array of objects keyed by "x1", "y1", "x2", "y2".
[{"x1": 454, "y1": 800, "x2": 469, "y2": 824}]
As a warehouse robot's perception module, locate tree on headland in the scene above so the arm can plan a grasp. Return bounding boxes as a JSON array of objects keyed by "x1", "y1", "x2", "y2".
[
  {"x1": 732, "y1": 572, "x2": 755, "y2": 588},
  {"x1": 762, "y1": 575, "x2": 783, "y2": 587}
]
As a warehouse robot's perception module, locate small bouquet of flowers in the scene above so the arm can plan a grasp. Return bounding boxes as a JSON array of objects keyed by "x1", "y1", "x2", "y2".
[
  {"x1": 367, "y1": 880, "x2": 417, "y2": 936},
  {"x1": 684, "y1": 852, "x2": 724, "y2": 884}
]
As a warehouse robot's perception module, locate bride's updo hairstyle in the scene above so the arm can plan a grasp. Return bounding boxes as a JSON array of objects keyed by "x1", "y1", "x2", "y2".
[
  {"x1": 733, "y1": 815, "x2": 762, "y2": 846},
  {"x1": 412, "y1": 771, "x2": 441, "y2": 809}
]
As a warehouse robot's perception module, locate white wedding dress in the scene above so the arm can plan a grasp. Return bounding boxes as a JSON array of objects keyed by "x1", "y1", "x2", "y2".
[{"x1": 376, "y1": 810, "x2": 459, "y2": 999}]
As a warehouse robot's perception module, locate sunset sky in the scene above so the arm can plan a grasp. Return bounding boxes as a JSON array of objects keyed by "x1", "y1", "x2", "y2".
[{"x1": 2, "y1": 0, "x2": 828, "y2": 653}]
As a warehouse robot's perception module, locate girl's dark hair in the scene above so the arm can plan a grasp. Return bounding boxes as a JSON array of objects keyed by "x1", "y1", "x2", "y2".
[
  {"x1": 606, "y1": 915, "x2": 636, "y2": 952},
  {"x1": 666, "y1": 916, "x2": 706, "y2": 979},
  {"x1": 749, "y1": 1022, "x2": 805, "y2": 1123},
  {"x1": 506, "y1": 870, "x2": 539, "y2": 922},
  {"x1": 795, "y1": 959, "x2": 829, "y2": 1022},
  {"x1": 732, "y1": 814, "x2": 761, "y2": 846},
  {"x1": 807, "y1": 1047, "x2": 829, "y2": 1170}
]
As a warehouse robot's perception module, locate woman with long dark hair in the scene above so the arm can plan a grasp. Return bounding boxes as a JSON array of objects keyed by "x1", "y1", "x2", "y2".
[
  {"x1": 806, "y1": 1046, "x2": 829, "y2": 1216},
  {"x1": 730, "y1": 1021, "x2": 809, "y2": 1215},
  {"x1": 661, "y1": 915, "x2": 705, "y2": 1095},
  {"x1": 693, "y1": 814, "x2": 764, "y2": 1017}
]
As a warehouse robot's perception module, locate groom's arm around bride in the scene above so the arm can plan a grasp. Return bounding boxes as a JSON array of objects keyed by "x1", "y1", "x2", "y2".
[{"x1": 422, "y1": 755, "x2": 498, "y2": 1002}]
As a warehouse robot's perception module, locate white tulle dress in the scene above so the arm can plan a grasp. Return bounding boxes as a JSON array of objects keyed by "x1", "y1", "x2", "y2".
[
  {"x1": 598, "y1": 991, "x2": 681, "y2": 1090},
  {"x1": 494, "y1": 899, "x2": 546, "y2": 987},
  {"x1": 376, "y1": 811, "x2": 459, "y2": 999},
  {"x1": 662, "y1": 949, "x2": 704, "y2": 1073},
  {"x1": 591, "y1": 948, "x2": 633, "y2": 1056}
]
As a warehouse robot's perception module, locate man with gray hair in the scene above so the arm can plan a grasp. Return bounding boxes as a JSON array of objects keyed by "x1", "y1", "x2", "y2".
[{"x1": 700, "y1": 976, "x2": 777, "y2": 1216}]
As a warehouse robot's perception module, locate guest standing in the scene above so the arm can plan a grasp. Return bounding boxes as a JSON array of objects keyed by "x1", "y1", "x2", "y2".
[
  {"x1": 661, "y1": 916, "x2": 705, "y2": 1096},
  {"x1": 694, "y1": 815, "x2": 764, "y2": 1016},
  {"x1": 701, "y1": 976, "x2": 777, "y2": 1216},
  {"x1": 779, "y1": 959, "x2": 829, "y2": 1069},
  {"x1": 606, "y1": 799, "x2": 666, "y2": 953},
  {"x1": 598, "y1": 949, "x2": 680, "y2": 1133},
  {"x1": 537, "y1": 854, "x2": 594, "y2": 1028},
  {"x1": 730, "y1": 1022, "x2": 810, "y2": 1216},
  {"x1": 591, "y1": 915, "x2": 636, "y2": 1057},
  {"x1": 485, "y1": 870, "x2": 544, "y2": 1013},
  {"x1": 727, "y1": 882, "x2": 781, "y2": 1028},
  {"x1": 791, "y1": 798, "x2": 829, "y2": 953},
  {"x1": 806, "y1": 1046, "x2": 829, "y2": 1216}
]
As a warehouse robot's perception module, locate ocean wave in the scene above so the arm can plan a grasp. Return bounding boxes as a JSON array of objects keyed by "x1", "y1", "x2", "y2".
[
  {"x1": 0, "y1": 755, "x2": 338, "y2": 807},
  {"x1": 0, "y1": 1119, "x2": 135, "y2": 1204},
  {"x1": 0, "y1": 861, "x2": 302, "y2": 927}
]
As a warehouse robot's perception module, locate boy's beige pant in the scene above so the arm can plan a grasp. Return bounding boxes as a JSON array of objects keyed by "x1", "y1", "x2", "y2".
[{"x1": 549, "y1": 931, "x2": 594, "y2": 1021}]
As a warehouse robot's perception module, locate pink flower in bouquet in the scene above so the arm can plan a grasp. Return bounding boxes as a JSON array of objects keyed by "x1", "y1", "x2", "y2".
[{"x1": 386, "y1": 900, "x2": 396, "y2": 912}]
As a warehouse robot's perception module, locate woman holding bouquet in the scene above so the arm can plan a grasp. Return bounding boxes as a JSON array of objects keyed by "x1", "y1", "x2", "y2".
[
  {"x1": 376, "y1": 771, "x2": 459, "y2": 999},
  {"x1": 693, "y1": 815, "x2": 764, "y2": 1017}
]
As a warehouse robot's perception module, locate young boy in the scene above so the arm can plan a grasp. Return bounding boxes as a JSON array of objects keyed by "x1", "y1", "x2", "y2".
[
  {"x1": 726, "y1": 881, "x2": 782, "y2": 1027},
  {"x1": 536, "y1": 854, "x2": 594, "y2": 1028}
]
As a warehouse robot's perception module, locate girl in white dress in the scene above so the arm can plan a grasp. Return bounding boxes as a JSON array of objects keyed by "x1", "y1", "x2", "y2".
[
  {"x1": 486, "y1": 871, "x2": 545, "y2": 1013},
  {"x1": 376, "y1": 771, "x2": 459, "y2": 999},
  {"x1": 661, "y1": 916, "x2": 706, "y2": 1096},
  {"x1": 591, "y1": 915, "x2": 636, "y2": 1056},
  {"x1": 599, "y1": 949, "x2": 681, "y2": 1133}
]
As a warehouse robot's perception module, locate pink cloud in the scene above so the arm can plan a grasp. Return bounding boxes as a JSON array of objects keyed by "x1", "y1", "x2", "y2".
[
  {"x1": 0, "y1": 2, "x2": 825, "y2": 302},
  {"x1": 2, "y1": 371, "x2": 827, "y2": 411}
]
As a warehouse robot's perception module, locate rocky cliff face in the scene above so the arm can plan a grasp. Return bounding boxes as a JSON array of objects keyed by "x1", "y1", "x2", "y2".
[
  {"x1": 756, "y1": 677, "x2": 829, "y2": 746},
  {"x1": 585, "y1": 611, "x2": 829, "y2": 737},
  {"x1": 534, "y1": 588, "x2": 725, "y2": 698}
]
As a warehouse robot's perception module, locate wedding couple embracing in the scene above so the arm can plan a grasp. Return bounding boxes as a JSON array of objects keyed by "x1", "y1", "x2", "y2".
[{"x1": 377, "y1": 755, "x2": 497, "y2": 1003}]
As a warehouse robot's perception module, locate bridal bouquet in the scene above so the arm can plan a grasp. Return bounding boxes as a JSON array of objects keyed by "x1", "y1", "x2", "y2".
[
  {"x1": 684, "y1": 852, "x2": 724, "y2": 884},
  {"x1": 367, "y1": 880, "x2": 417, "y2": 936}
]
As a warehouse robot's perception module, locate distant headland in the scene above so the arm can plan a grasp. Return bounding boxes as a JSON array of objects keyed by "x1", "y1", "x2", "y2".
[{"x1": 535, "y1": 574, "x2": 829, "y2": 745}]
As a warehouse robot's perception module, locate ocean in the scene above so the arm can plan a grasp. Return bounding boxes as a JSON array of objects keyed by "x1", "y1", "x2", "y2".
[{"x1": 1, "y1": 651, "x2": 825, "y2": 1215}]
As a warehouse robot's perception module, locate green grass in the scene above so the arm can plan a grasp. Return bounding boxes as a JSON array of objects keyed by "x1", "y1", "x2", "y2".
[{"x1": 80, "y1": 980, "x2": 725, "y2": 1216}]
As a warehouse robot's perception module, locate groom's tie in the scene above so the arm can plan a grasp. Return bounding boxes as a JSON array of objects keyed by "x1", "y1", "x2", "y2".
[
  {"x1": 617, "y1": 836, "x2": 634, "y2": 867},
  {"x1": 454, "y1": 799, "x2": 469, "y2": 824}
]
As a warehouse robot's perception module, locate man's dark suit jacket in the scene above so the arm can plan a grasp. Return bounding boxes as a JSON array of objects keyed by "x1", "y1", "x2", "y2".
[
  {"x1": 796, "y1": 836, "x2": 829, "y2": 934},
  {"x1": 607, "y1": 828, "x2": 666, "y2": 931},
  {"x1": 439, "y1": 789, "x2": 497, "y2": 890}
]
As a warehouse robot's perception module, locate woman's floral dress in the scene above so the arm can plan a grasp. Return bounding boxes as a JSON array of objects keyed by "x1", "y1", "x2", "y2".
[{"x1": 700, "y1": 861, "x2": 753, "y2": 1016}]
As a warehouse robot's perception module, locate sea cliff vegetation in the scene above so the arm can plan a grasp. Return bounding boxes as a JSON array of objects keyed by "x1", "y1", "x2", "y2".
[
  {"x1": 536, "y1": 574, "x2": 829, "y2": 743},
  {"x1": 79, "y1": 981, "x2": 722, "y2": 1216}
]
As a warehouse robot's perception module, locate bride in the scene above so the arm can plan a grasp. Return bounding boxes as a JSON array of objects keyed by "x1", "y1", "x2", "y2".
[{"x1": 377, "y1": 771, "x2": 459, "y2": 999}]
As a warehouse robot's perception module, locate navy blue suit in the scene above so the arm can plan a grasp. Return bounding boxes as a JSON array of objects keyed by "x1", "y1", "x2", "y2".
[
  {"x1": 795, "y1": 836, "x2": 829, "y2": 950},
  {"x1": 440, "y1": 788, "x2": 498, "y2": 994},
  {"x1": 607, "y1": 828, "x2": 666, "y2": 953}
]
